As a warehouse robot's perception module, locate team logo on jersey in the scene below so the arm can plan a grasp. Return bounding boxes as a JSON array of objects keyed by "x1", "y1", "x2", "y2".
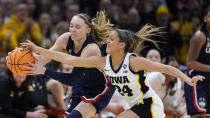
[
  {"x1": 198, "y1": 97, "x2": 206, "y2": 109},
  {"x1": 108, "y1": 76, "x2": 130, "y2": 84},
  {"x1": 123, "y1": 64, "x2": 127, "y2": 69},
  {"x1": 123, "y1": 70, "x2": 128, "y2": 73},
  {"x1": 205, "y1": 37, "x2": 210, "y2": 53}
]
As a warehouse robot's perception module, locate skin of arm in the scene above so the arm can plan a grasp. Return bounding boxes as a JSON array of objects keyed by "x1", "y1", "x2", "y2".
[
  {"x1": 21, "y1": 40, "x2": 204, "y2": 86},
  {"x1": 22, "y1": 39, "x2": 105, "y2": 73},
  {"x1": 38, "y1": 32, "x2": 71, "y2": 66},
  {"x1": 36, "y1": 44, "x2": 105, "y2": 70},
  {"x1": 186, "y1": 31, "x2": 210, "y2": 72},
  {"x1": 130, "y1": 56, "x2": 204, "y2": 86}
]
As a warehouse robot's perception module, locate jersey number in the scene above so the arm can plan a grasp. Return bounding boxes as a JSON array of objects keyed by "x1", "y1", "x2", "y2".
[{"x1": 115, "y1": 85, "x2": 133, "y2": 96}]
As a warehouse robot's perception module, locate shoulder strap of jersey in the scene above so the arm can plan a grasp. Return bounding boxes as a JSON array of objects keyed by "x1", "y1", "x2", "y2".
[
  {"x1": 123, "y1": 52, "x2": 136, "y2": 66},
  {"x1": 105, "y1": 54, "x2": 111, "y2": 70}
]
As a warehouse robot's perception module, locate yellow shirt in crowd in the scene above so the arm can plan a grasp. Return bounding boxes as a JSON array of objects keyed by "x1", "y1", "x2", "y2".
[{"x1": 0, "y1": 15, "x2": 43, "y2": 53}]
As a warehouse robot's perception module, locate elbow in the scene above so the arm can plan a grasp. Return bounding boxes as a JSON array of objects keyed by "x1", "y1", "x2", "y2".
[{"x1": 186, "y1": 60, "x2": 193, "y2": 69}]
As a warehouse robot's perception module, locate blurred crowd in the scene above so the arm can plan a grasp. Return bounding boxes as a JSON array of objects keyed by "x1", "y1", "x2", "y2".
[{"x1": 0, "y1": 0, "x2": 210, "y2": 118}]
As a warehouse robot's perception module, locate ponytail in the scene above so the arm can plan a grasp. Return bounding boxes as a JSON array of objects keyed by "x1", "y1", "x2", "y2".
[
  {"x1": 116, "y1": 24, "x2": 163, "y2": 53},
  {"x1": 91, "y1": 11, "x2": 114, "y2": 46}
]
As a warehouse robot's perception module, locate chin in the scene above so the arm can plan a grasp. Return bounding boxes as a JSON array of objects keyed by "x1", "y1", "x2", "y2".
[{"x1": 106, "y1": 48, "x2": 110, "y2": 54}]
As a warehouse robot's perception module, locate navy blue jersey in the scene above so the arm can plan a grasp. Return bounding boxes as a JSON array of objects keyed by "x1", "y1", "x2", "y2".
[
  {"x1": 65, "y1": 36, "x2": 109, "y2": 86},
  {"x1": 190, "y1": 31, "x2": 210, "y2": 77}
]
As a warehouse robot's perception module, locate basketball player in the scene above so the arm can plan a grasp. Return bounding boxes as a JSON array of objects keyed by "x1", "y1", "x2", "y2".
[
  {"x1": 184, "y1": 6, "x2": 210, "y2": 118},
  {"x1": 22, "y1": 24, "x2": 204, "y2": 118},
  {"x1": 20, "y1": 11, "x2": 115, "y2": 118}
]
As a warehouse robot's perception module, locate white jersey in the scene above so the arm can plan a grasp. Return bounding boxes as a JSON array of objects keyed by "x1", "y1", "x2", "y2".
[{"x1": 104, "y1": 53, "x2": 164, "y2": 109}]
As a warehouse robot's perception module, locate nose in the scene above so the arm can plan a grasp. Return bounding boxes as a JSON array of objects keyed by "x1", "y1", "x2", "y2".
[
  {"x1": 70, "y1": 27, "x2": 76, "y2": 32},
  {"x1": 107, "y1": 39, "x2": 110, "y2": 43}
]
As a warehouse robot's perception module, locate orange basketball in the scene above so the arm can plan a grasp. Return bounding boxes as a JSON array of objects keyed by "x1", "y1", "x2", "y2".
[{"x1": 7, "y1": 48, "x2": 35, "y2": 75}]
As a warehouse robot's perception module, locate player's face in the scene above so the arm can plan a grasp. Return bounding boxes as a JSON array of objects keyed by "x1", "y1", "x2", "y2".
[
  {"x1": 204, "y1": 12, "x2": 210, "y2": 29},
  {"x1": 106, "y1": 31, "x2": 125, "y2": 54},
  {"x1": 69, "y1": 16, "x2": 91, "y2": 41}
]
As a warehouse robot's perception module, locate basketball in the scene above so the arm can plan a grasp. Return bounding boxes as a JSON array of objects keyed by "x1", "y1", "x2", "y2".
[{"x1": 7, "y1": 48, "x2": 35, "y2": 75}]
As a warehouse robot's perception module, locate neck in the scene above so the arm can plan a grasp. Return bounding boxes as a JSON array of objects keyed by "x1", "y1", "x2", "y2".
[
  {"x1": 73, "y1": 35, "x2": 87, "y2": 53},
  {"x1": 110, "y1": 50, "x2": 126, "y2": 70}
]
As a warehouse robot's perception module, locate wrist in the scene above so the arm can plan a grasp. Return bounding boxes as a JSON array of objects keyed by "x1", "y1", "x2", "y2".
[
  {"x1": 26, "y1": 111, "x2": 33, "y2": 118},
  {"x1": 41, "y1": 67, "x2": 46, "y2": 75}
]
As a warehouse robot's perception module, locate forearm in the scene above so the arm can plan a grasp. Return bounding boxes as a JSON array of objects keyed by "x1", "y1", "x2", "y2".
[
  {"x1": 164, "y1": 66, "x2": 191, "y2": 83},
  {"x1": 37, "y1": 47, "x2": 75, "y2": 66},
  {"x1": 40, "y1": 55, "x2": 52, "y2": 66},
  {"x1": 186, "y1": 61, "x2": 210, "y2": 72},
  {"x1": 37, "y1": 47, "x2": 95, "y2": 68},
  {"x1": 44, "y1": 69, "x2": 77, "y2": 86}
]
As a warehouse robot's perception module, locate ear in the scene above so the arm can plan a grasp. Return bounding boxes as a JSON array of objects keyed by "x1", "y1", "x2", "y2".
[
  {"x1": 204, "y1": 16, "x2": 207, "y2": 22},
  {"x1": 87, "y1": 27, "x2": 91, "y2": 34},
  {"x1": 119, "y1": 42, "x2": 126, "y2": 49}
]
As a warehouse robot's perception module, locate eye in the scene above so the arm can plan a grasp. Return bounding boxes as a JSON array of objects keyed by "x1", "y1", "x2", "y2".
[{"x1": 75, "y1": 25, "x2": 81, "y2": 29}]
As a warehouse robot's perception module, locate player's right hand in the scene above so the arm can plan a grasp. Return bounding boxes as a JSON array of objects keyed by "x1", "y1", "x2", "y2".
[{"x1": 20, "y1": 40, "x2": 39, "y2": 53}]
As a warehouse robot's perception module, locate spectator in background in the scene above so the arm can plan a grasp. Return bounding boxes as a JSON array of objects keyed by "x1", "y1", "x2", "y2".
[
  {"x1": 145, "y1": 48, "x2": 162, "y2": 75},
  {"x1": 138, "y1": 0, "x2": 155, "y2": 24},
  {"x1": 46, "y1": 78, "x2": 65, "y2": 118},
  {"x1": 127, "y1": 7, "x2": 141, "y2": 32},
  {"x1": 50, "y1": 1, "x2": 64, "y2": 24},
  {"x1": 171, "y1": 7, "x2": 193, "y2": 64},
  {"x1": 146, "y1": 50, "x2": 186, "y2": 118},
  {"x1": 155, "y1": 5, "x2": 182, "y2": 59},
  {"x1": 64, "y1": 3, "x2": 80, "y2": 22},
  {"x1": 0, "y1": 7, "x2": 3, "y2": 28},
  {"x1": 0, "y1": 2, "x2": 43, "y2": 53},
  {"x1": 51, "y1": 21, "x2": 69, "y2": 44},
  {"x1": 0, "y1": 73, "x2": 48, "y2": 118},
  {"x1": 26, "y1": 0, "x2": 43, "y2": 20},
  {"x1": 0, "y1": 54, "x2": 10, "y2": 80},
  {"x1": 38, "y1": 13, "x2": 53, "y2": 48},
  {"x1": 1, "y1": 0, "x2": 14, "y2": 23},
  {"x1": 58, "y1": 63, "x2": 73, "y2": 108}
]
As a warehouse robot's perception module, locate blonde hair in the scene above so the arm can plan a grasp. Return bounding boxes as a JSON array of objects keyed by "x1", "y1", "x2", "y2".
[
  {"x1": 76, "y1": 11, "x2": 113, "y2": 46},
  {"x1": 116, "y1": 24, "x2": 163, "y2": 53}
]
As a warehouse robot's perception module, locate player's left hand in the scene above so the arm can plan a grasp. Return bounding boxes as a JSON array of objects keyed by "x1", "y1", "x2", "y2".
[
  {"x1": 21, "y1": 40, "x2": 39, "y2": 53},
  {"x1": 189, "y1": 75, "x2": 205, "y2": 86},
  {"x1": 23, "y1": 53, "x2": 46, "y2": 75}
]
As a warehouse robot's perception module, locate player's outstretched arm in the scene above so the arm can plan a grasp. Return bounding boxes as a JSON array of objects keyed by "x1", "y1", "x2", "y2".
[
  {"x1": 131, "y1": 56, "x2": 205, "y2": 86},
  {"x1": 21, "y1": 40, "x2": 105, "y2": 70}
]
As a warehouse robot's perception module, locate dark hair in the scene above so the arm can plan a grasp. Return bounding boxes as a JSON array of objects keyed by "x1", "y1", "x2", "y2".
[
  {"x1": 115, "y1": 24, "x2": 163, "y2": 53},
  {"x1": 75, "y1": 11, "x2": 113, "y2": 46},
  {"x1": 201, "y1": 6, "x2": 210, "y2": 33}
]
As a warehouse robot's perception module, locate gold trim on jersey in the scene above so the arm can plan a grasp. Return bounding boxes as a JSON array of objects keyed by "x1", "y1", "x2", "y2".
[
  {"x1": 137, "y1": 71, "x2": 149, "y2": 103},
  {"x1": 150, "y1": 97, "x2": 154, "y2": 118}
]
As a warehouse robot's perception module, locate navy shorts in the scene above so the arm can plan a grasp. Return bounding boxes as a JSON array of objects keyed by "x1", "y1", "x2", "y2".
[
  {"x1": 184, "y1": 70, "x2": 210, "y2": 115},
  {"x1": 66, "y1": 83, "x2": 115, "y2": 113}
]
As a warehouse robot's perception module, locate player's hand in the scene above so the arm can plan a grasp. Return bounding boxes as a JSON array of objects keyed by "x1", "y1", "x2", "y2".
[
  {"x1": 188, "y1": 75, "x2": 205, "y2": 86},
  {"x1": 20, "y1": 40, "x2": 39, "y2": 53},
  {"x1": 23, "y1": 53, "x2": 46, "y2": 75}
]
